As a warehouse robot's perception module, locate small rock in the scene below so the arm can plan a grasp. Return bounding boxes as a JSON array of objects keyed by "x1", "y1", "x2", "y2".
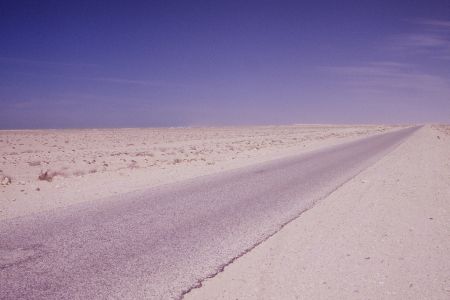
[
  {"x1": 1, "y1": 176, "x2": 11, "y2": 186},
  {"x1": 18, "y1": 181, "x2": 26, "y2": 185},
  {"x1": 36, "y1": 187, "x2": 40, "y2": 191}
]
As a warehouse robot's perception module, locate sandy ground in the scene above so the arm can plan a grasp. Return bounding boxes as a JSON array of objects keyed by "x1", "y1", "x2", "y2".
[
  {"x1": 185, "y1": 125, "x2": 450, "y2": 300},
  {"x1": 0, "y1": 125, "x2": 396, "y2": 220}
]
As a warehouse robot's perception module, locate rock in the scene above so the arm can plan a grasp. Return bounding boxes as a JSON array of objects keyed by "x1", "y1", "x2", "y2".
[
  {"x1": 1, "y1": 176, "x2": 11, "y2": 186},
  {"x1": 18, "y1": 181, "x2": 26, "y2": 185}
]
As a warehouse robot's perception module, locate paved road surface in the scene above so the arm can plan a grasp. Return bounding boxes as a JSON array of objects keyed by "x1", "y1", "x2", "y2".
[{"x1": 0, "y1": 127, "x2": 418, "y2": 299}]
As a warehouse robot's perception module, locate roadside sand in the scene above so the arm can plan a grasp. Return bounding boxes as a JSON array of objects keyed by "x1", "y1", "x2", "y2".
[
  {"x1": 185, "y1": 125, "x2": 450, "y2": 300},
  {"x1": 0, "y1": 125, "x2": 396, "y2": 220}
]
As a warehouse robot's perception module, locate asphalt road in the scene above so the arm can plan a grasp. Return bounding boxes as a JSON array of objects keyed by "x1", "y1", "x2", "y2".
[{"x1": 0, "y1": 127, "x2": 418, "y2": 299}]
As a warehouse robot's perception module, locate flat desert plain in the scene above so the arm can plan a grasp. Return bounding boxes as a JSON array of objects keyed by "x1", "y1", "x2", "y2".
[
  {"x1": 1, "y1": 124, "x2": 449, "y2": 299},
  {"x1": 1, "y1": 124, "x2": 396, "y2": 220}
]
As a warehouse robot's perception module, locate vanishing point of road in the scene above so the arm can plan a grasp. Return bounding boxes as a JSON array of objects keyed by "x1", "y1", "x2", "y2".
[{"x1": 0, "y1": 127, "x2": 418, "y2": 299}]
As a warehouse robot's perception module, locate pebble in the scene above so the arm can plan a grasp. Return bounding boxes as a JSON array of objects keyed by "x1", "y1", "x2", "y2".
[{"x1": 1, "y1": 177, "x2": 11, "y2": 186}]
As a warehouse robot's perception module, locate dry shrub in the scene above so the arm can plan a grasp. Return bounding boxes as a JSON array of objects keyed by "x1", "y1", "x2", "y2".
[
  {"x1": 28, "y1": 161, "x2": 41, "y2": 167},
  {"x1": 128, "y1": 162, "x2": 139, "y2": 169},
  {"x1": 135, "y1": 152, "x2": 154, "y2": 157},
  {"x1": 72, "y1": 170, "x2": 85, "y2": 177},
  {"x1": 38, "y1": 171, "x2": 52, "y2": 182},
  {"x1": 38, "y1": 170, "x2": 64, "y2": 182}
]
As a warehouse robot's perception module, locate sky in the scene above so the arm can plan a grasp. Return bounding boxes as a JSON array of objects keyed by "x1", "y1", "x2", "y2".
[{"x1": 1, "y1": 0, "x2": 449, "y2": 129}]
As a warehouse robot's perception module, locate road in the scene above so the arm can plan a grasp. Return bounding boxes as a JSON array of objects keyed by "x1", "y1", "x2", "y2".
[{"x1": 0, "y1": 127, "x2": 418, "y2": 299}]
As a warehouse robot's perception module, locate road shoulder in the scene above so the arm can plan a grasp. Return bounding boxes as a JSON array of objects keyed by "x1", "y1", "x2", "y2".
[{"x1": 185, "y1": 125, "x2": 450, "y2": 300}]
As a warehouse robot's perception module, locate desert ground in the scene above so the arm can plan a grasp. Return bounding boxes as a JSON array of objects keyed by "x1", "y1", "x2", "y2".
[
  {"x1": 1, "y1": 124, "x2": 396, "y2": 220},
  {"x1": 1, "y1": 124, "x2": 449, "y2": 299},
  {"x1": 185, "y1": 124, "x2": 450, "y2": 299}
]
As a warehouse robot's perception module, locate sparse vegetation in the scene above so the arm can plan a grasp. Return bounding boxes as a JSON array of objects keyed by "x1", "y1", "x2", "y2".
[
  {"x1": 38, "y1": 170, "x2": 65, "y2": 182},
  {"x1": 1, "y1": 126, "x2": 396, "y2": 195},
  {"x1": 72, "y1": 170, "x2": 85, "y2": 177}
]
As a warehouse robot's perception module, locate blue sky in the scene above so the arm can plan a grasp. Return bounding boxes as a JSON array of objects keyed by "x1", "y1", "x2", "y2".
[{"x1": 1, "y1": 1, "x2": 449, "y2": 129}]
